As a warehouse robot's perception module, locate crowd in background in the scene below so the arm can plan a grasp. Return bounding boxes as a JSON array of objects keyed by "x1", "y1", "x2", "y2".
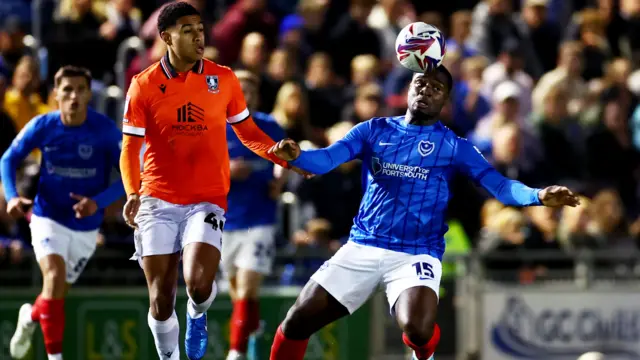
[{"x1": 1, "y1": 0, "x2": 640, "y2": 284}]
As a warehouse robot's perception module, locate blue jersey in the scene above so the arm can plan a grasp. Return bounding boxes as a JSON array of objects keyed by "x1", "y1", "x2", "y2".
[
  {"x1": 290, "y1": 116, "x2": 542, "y2": 259},
  {"x1": 1, "y1": 109, "x2": 125, "y2": 231},
  {"x1": 225, "y1": 112, "x2": 285, "y2": 231}
]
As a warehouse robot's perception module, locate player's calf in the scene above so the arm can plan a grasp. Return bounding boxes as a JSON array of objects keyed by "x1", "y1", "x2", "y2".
[
  {"x1": 37, "y1": 254, "x2": 67, "y2": 359},
  {"x1": 270, "y1": 281, "x2": 349, "y2": 360},
  {"x1": 228, "y1": 270, "x2": 263, "y2": 358},
  {"x1": 394, "y1": 286, "x2": 440, "y2": 360}
]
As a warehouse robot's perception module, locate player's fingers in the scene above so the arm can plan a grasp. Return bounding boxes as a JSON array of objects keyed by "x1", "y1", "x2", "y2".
[{"x1": 20, "y1": 197, "x2": 33, "y2": 205}]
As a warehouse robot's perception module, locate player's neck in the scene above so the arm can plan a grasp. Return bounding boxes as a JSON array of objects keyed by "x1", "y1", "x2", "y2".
[
  {"x1": 60, "y1": 111, "x2": 87, "y2": 127},
  {"x1": 405, "y1": 110, "x2": 438, "y2": 127},
  {"x1": 167, "y1": 50, "x2": 196, "y2": 73}
]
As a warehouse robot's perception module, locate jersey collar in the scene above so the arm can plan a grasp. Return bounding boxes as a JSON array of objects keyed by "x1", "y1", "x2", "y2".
[{"x1": 160, "y1": 53, "x2": 204, "y2": 79}]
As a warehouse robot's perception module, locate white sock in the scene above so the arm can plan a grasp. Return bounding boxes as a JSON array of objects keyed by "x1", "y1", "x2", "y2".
[
  {"x1": 187, "y1": 282, "x2": 217, "y2": 319},
  {"x1": 226, "y1": 349, "x2": 247, "y2": 360},
  {"x1": 148, "y1": 310, "x2": 180, "y2": 359},
  {"x1": 47, "y1": 354, "x2": 62, "y2": 360}
]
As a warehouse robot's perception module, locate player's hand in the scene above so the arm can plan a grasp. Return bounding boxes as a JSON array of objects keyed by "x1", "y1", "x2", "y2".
[
  {"x1": 6, "y1": 197, "x2": 33, "y2": 219},
  {"x1": 538, "y1": 186, "x2": 580, "y2": 208},
  {"x1": 229, "y1": 158, "x2": 252, "y2": 180},
  {"x1": 70, "y1": 193, "x2": 98, "y2": 218},
  {"x1": 268, "y1": 139, "x2": 301, "y2": 161},
  {"x1": 123, "y1": 194, "x2": 141, "y2": 229}
]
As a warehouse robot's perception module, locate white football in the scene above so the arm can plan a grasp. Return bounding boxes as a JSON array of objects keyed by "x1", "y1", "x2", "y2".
[{"x1": 395, "y1": 22, "x2": 446, "y2": 73}]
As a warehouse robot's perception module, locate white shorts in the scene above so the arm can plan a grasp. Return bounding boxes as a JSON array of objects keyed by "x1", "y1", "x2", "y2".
[
  {"x1": 221, "y1": 225, "x2": 276, "y2": 277},
  {"x1": 131, "y1": 196, "x2": 225, "y2": 262},
  {"x1": 311, "y1": 241, "x2": 442, "y2": 314},
  {"x1": 30, "y1": 214, "x2": 99, "y2": 284}
]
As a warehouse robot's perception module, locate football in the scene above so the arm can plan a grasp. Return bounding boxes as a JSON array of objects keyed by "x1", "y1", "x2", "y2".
[{"x1": 395, "y1": 22, "x2": 446, "y2": 73}]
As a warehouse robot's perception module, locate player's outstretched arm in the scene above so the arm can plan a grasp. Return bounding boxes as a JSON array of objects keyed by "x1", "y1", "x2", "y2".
[
  {"x1": 454, "y1": 138, "x2": 579, "y2": 207},
  {"x1": 1, "y1": 118, "x2": 41, "y2": 218},
  {"x1": 92, "y1": 128, "x2": 126, "y2": 210},
  {"x1": 231, "y1": 116, "x2": 290, "y2": 167},
  {"x1": 269, "y1": 122, "x2": 369, "y2": 175}
]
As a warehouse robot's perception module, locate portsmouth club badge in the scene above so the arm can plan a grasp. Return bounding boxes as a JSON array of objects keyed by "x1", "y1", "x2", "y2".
[{"x1": 206, "y1": 75, "x2": 219, "y2": 94}]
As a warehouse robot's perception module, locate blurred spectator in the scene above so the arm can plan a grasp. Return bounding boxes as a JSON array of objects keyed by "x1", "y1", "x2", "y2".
[
  {"x1": 558, "y1": 195, "x2": 599, "y2": 251},
  {"x1": 602, "y1": 57, "x2": 637, "y2": 118},
  {"x1": 447, "y1": 10, "x2": 476, "y2": 58},
  {"x1": 367, "y1": 0, "x2": 413, "y2": 71},
  {"x1": 271, "y1": 81, "x2": 314, "y2": 143},
  {"x1": 572, "y1": 9, "x2": 610, "y2": 80},
  {"x1": 521, "y1": 0, "x2": 562, "y2": 73},
  {"x1": 100, "y1": 0, "x2": 142, "y2": 42},
  {"x1": 125, "y1": 34, "x2": 166, "y2": 89},
  {"x1": 586, "y1": 91, "x2": 640, "y2": 212},
  {"x1": 47, "y1": 0, "x2": 118, "y2": 82},
  {"x1": 531, "y1": 85, "x2": 584, "y2": 184},
  {"x1": 259, "y1": 47, "x2": 298, "y2": 113},
  {"x1": 4, "y1": 55, "x2": 49, "y2": 131},
  {"x1": 212, "y1": 0, "x2": 278, "y2": 66},
  {"x1": 326, "y1": 0, "x2": 381, "y2": 82},
  {"x1": 486, "y1": 122, "x2": 541, "y2": 186},
  {"x1": 0, "y1": 15, "x2": 27, "y2": 78},
  {"x1": 532, "y1": 41, "x2": 586, "y2": 116},
  {"x1": 0, "y1": 74, "x2": 17, "y2": 155},
  {"x1": 296, "y1": 121, "x2": 363, "y2": 241},
  {"x1": 587, "y1": 189, "x2": 637, "y2": 263},
  {"x1": 481, "y1": 39, "x2": 533, "y2": 116},
  {"x1": 451, "y1": 55, "x2": 491, "y2": 136},
  {"x1": 305, "y1": 52, "x2": 344, "y2": 133},
  {"x1": 236, "y1": 32, "x2": 268, "y2": 75},
  {"x1": 278, "y1": 14, "x2": 312, "y2": 69},
  {"x1": 419, "y1": 11, "x2": 445, "y2": 32},
  {"x1": 468, "y1": 0, "x2": 543, "y2": 78},
  {"x1": 342, "y1": 82, "x2": 384, "y2": 124}
]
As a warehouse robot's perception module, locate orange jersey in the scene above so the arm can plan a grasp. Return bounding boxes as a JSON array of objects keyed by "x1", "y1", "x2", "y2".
[{"x1": 120, "y1": 54, "x2": 287, "y2": 209}]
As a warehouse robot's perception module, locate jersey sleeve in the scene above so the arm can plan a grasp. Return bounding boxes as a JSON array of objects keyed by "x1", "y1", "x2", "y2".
[
  {"x1": 289, "y1": 121, "x2": 370, "y2": 174},
  {"x1": 0, "y1": 116, "x2": 44, "y2": 200},
  {"x1": 226, "y1": 72, "x2": 250, "y2": 124},
  {"x1": 122, "y1": 77, "x2": 147, "y2": 137},
  {"x1": 453, "y1": 137, "x2": 541, "y2": 206}
]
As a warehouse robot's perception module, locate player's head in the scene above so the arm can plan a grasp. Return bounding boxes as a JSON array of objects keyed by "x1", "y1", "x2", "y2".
[
  {"x1": 53, "y1": 65, "x2": 92, "y2": 116},
  {"x1": 234, "y1": 69, "x2": 260, "y2": 111},
  {"x1": 408, "y1": 65, "x2": 453, "y2": 119},
  {"x1": 157, "y1": 2, "x2": 204, "y2": 64}
]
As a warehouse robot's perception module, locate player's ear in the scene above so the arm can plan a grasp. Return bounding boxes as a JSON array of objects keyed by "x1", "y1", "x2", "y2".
[{"x1": 160, "y1": 31, "x2": 172, "y2": 46}]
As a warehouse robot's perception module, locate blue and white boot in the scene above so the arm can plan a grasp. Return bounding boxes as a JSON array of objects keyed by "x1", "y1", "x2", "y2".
[
  {"x1": 186, "y1": 312, "x2": 208, "y2": 360},
  {"x1": 412, "y1": 352, "x2": 435, "y2": 360}
]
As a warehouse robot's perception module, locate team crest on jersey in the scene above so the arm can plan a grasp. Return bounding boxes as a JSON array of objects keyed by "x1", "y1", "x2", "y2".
[
  {"x1": 206, "y1": 75, "x2": 219, "y2": 94},
  {"x1": 78, "y1": 144, "x2": 93, "y2": 160},
  {"x1": 418, "y1": 140, "x2": 435, "y2": 157}
]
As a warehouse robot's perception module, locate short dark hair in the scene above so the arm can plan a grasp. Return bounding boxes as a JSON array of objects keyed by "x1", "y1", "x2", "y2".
[
  {"x1": 157, "y1": 2, "x2": 200, "y2": 34},
  {"x1": 54, "y1": 66, "x2": 92, "y2": 87}
]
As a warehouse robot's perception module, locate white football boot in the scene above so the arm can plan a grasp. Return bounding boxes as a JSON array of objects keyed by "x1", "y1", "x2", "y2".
[{"x1": 10, "y1": 303, "x2": 38, "y2": 359}]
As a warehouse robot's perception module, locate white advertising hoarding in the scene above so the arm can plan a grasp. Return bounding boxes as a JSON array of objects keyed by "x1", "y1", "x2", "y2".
[{"x1": 482, "y1": 291, "x2": 640, "y2": 360}]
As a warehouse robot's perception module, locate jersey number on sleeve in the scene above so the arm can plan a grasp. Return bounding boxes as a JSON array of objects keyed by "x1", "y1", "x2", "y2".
[
  {"x1": 412, "y1": 261, "x2": 434, "y2": 280},
  {"x1": 204, "y1": 213, "x2": 225, "y2": 232}
]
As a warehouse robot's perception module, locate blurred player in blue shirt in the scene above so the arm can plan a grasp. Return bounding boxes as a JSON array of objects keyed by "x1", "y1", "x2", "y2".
[
  {"x1": 267, "y1": 66, "x2": 579, "y2": 360},
  {"x1": 2, "y1": 66, "x2": 124, "y2": 360},
  {"x1": 223, "y1": 70, "x2": 287, "y2": 360}
]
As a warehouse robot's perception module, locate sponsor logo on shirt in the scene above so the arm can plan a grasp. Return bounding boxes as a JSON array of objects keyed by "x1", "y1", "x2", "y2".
[
  {"x1": 45, "y1": 162, "x2": 97, "y2": 178},
  {"x1": 372, "y1": 157, "x2": 430, "y2": 180},
  {"x1": 173, "y1": 102, "x2": 208, "y2": 136}
]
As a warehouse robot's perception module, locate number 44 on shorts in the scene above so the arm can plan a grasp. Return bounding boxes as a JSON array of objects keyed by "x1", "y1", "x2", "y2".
[
  {"x1": 412, "y1": 261, "x2": 434, "y2": 280},
  {"x1": 204, "y1": 213, "x2": 224, "y2": 232}
]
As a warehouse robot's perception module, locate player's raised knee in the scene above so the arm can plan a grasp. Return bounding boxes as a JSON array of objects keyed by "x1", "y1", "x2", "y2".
[
  {"x1": 184, "y1": 273, "x2": 214, "y2": 304},
  {"x1": 148, "y1": 290, "x2": 175, "y2": 320}
]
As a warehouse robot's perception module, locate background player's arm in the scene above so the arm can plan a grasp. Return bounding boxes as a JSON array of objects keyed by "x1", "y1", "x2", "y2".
[
  {"x1": 119, "y1": 78, "x2": 146, "y2": 196},
  {"x1": 453, "y1": 138, "x2": 542, "y2": 206},
  {"x1": 92, "y1": 126, "x2": 126, "y2": 209},
  {"x1": 287, "y1": 121, "x2": 369, "y2": 175},
  {"x1": 0, "y1": 117, "x2": 43, "y2": 202},
  {"x1": 227, "y1": 72, "x2": 289, "y2": 168}
]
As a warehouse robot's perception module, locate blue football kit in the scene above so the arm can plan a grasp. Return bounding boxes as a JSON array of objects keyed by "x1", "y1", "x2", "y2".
[
  {"x1": 1, "y1": 109, "x2": 125, "y2": 231},
  {"x1": 225, "y1": 111, "x2": 285, "y2": 231},
  {"x1": 290, "y1": 116, "x2": 542, "y2": 260}
]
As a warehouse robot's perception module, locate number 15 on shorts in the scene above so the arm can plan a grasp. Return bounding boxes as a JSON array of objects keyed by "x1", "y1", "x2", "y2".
[{"x1": 413, "y1": 261, "x2": 434, "y2": 280}]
